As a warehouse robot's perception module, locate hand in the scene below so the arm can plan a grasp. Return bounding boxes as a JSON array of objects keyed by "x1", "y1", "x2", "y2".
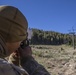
[
  {"x1": 18, "y1": 46, "x2": 32, "y2": 58},
  {"x1": 8, "y1": 50, "x2": 20, "y2": 66},
  {"x1": 8, "y1": 46, "x2": 32, "y2": 66}
]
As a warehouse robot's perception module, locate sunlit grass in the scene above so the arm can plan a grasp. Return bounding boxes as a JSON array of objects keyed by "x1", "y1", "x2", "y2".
[{"x1": 30, "y1": 45, "x2": 75, "y2": 75}]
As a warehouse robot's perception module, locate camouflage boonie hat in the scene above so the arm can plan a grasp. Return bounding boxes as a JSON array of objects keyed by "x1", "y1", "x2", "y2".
[{"x1": 0, "y1": 5, "x2": 28, "y2": 42}]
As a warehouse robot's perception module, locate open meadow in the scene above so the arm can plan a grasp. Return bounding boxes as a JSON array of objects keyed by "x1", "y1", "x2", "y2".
[{"x1": 31, "y1": 45, "x2": 76, "y2": 75}]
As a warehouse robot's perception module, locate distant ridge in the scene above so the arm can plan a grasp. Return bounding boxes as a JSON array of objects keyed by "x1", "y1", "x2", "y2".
[{"x1": 28, "y1": 28, "x2": 73, "y2": 45}]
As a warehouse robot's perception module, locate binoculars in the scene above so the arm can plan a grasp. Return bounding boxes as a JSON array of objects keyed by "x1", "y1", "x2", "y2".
[{"x1": 20, "y1": 39, "x2": 29, "y2": 49}]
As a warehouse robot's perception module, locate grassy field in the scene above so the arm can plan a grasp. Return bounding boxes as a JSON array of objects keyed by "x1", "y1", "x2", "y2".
[{"x1": 31, "y1": 45, "x2": 76, "y2": 75}]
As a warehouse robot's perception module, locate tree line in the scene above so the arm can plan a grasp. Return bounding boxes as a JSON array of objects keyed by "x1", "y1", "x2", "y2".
[{"x1": 29, "y1": 28, "x2": 75, "y2": 45}]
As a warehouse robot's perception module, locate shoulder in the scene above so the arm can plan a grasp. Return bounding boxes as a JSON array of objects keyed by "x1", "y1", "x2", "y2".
[
  {"x1": 0, "y1": 58, "x2": 17, "y2": 75},
  {"x1": 0, "y1": 58, "x2": 29, "y2": 75}
]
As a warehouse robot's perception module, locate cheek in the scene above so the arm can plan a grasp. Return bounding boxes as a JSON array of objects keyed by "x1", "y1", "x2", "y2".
[
  {"x1": 17, "y1": 42, "x2": 22, "y2": 48},
  {"x1": 6, "y1": 42, "x2": 21, "y2": 55},
  {"x1": 15, "y1": 43, "x2": 20, "y2": 49}
]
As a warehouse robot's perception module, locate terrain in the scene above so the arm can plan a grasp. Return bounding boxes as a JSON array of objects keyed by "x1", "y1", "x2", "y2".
[{"x1": 31, "y1": 45, "x2": 76, "y2": 75}]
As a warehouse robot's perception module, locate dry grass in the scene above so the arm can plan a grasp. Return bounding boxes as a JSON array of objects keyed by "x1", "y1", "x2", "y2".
[{"x1": 31, "y1": 45, "x2": 76, "y2": 75}]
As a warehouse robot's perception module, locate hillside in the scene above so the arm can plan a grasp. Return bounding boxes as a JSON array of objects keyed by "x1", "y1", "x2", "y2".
[{"x1": 31, "y1": 45, "x2": 76, "y2": 75}]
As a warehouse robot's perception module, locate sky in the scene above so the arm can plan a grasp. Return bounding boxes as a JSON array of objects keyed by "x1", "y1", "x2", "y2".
[{"x1": 0, "y1": 0, "x2": 76, "y2": 34}]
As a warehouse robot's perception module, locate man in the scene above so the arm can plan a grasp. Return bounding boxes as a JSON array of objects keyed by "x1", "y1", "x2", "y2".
[
  {"x1": 0, "y1": 5, "x2": 50, "y2": 75},
  {"x1": 0, "y1": 5, "x2": 29, "y2": 75}
]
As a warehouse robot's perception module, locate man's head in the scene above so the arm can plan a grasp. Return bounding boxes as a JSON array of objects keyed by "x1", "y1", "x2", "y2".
[{"x1": 0, "y1": 5, "x2": 28, "y2": 54}]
